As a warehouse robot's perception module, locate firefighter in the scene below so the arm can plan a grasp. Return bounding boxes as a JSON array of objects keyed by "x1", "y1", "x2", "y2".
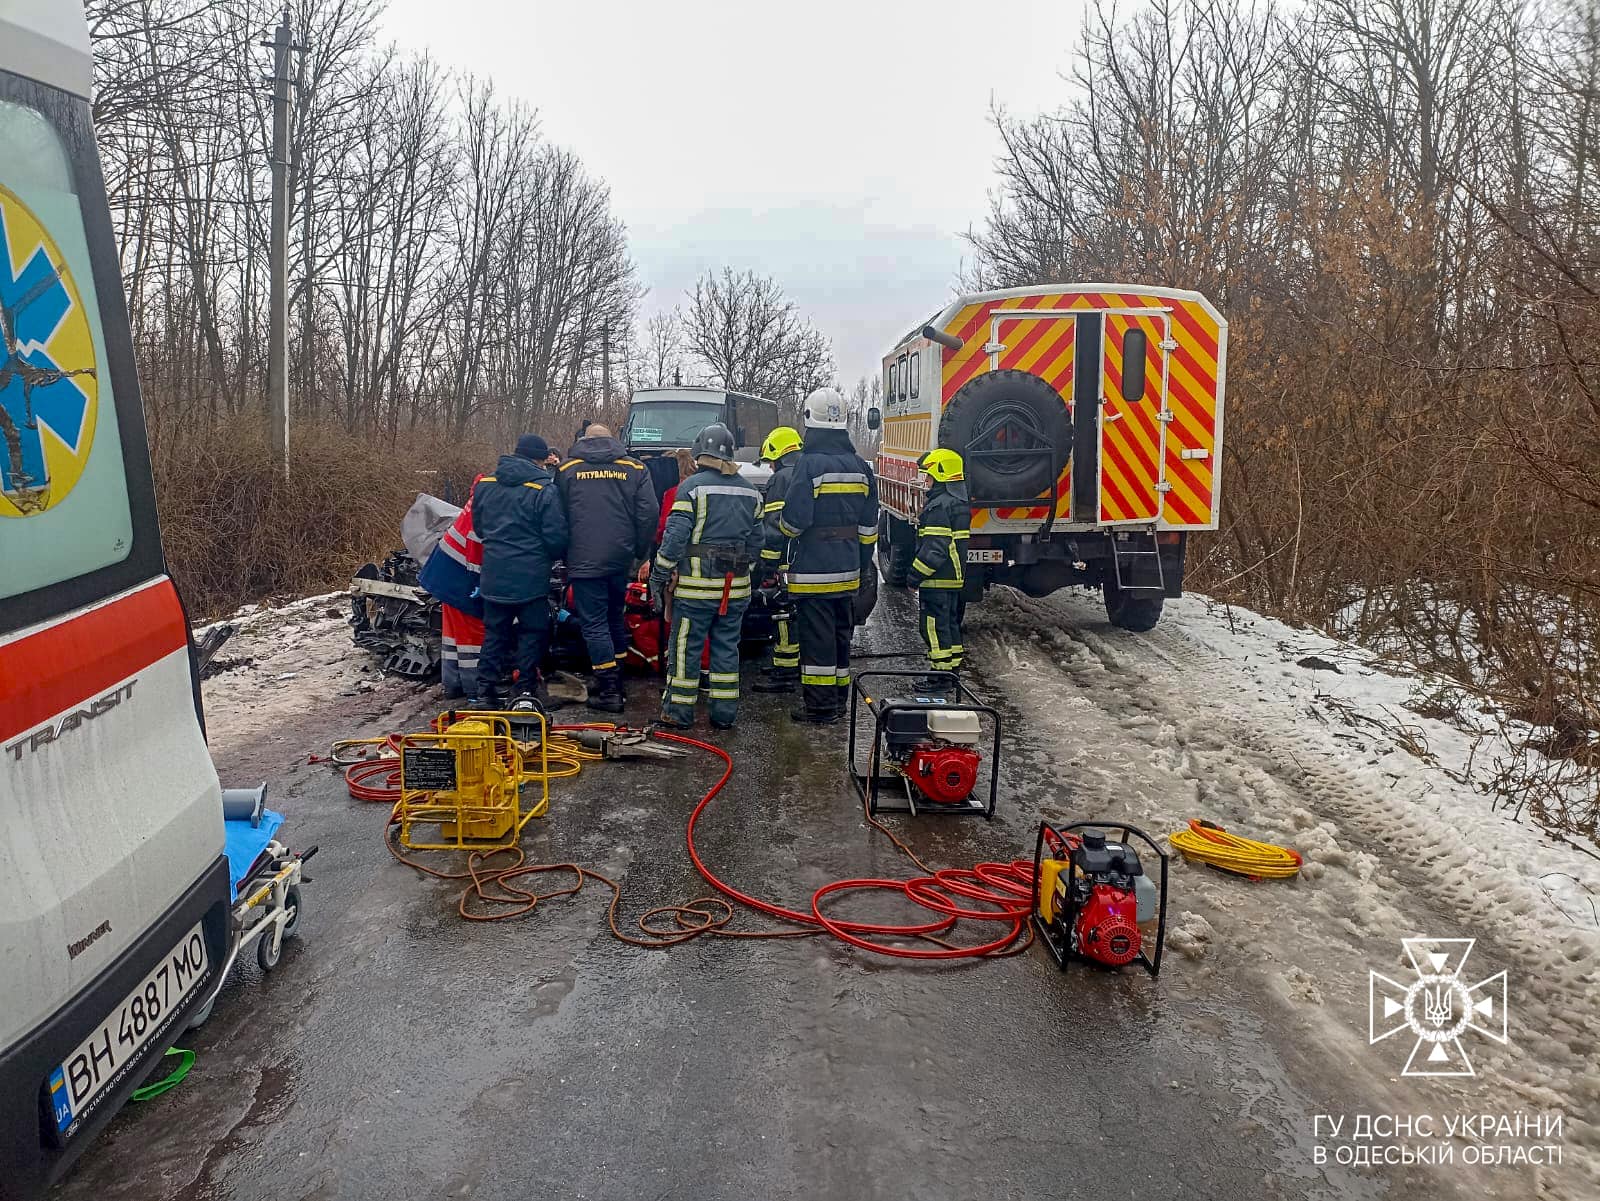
[
  {"x1": 910, "y1": 448, "x2": 971, "y2": 683},
  {"x1": 557, "y1": 423, "x2": 657, "y2": 713},
  {"x1": 649, "y1": 423, "x2": 764, "y2": 730},
  {"x1": 470, "y1": 434, "x2": 569, "y2": 708},
  {"x1": 752, "y1": 426, "x2": 803, "y2": 693},
  {"x1": 778, "y1": 388, "x2": 879, "y2": 723}
]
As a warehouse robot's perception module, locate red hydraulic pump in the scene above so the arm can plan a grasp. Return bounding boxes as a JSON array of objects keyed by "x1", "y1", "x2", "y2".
[
  {"x1": 905, "y1": 741, "x2": 980, "y2": 806},
  {"x1": 1032, "y1": 822, "x2": 1169, "y2": 976}
]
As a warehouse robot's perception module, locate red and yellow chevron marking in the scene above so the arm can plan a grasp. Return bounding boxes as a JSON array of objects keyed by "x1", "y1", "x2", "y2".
[
  {"x1": 938, "y1": 288, "x2": 1220, "y2": 529},
  {"x1": 941, "y1": 292, "x2": 1100, "y2": 404},
  {"x1": 1101, "y1": 312, "x2": 1164, "y2": 523}
]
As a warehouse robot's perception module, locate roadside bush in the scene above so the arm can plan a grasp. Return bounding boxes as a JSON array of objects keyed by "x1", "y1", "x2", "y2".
[{"x1": 151, "y1": 418, "x2": 495, "y2": 619}]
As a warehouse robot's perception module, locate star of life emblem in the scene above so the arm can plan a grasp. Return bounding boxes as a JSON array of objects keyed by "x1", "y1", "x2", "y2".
[{"x1": 1369, "y1": 938, "x2": 1508, "y2": 1077}]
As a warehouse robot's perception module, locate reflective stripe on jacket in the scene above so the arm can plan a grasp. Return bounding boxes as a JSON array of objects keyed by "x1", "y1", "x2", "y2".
[
  {"x1": 760, "y1": 452, "x2": 801, "y2": 571},
  {"x1": 654, "y1": 468, "x2": 764, "y2": 603},
  {"x1": 778, "y1": 429, "x2": 879, "y2": 596},
  {"x1": 556, "y1": 435, "x2": 658, "y2": 578},
  {"x1": 911, "y1": 481, "x2": 971, "y2": 589}
]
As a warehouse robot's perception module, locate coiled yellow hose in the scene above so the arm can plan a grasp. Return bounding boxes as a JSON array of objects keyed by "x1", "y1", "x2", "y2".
[{"x1": 1169, "y1": 819, "x2": 1302, "y2": 879}]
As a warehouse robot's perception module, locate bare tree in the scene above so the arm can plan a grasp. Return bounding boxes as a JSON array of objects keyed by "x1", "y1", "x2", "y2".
[
  {"x1": 643, "y1": 311, "x2": 683, "y2": 386},
  {"x1": 681, "y1": 268, "x2": 834, "y2": 419}
]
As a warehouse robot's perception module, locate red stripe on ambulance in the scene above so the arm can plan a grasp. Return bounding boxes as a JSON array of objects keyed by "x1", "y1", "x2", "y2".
[{"x1": 1, "y1": 578, "x2": 189, "y2": 745}]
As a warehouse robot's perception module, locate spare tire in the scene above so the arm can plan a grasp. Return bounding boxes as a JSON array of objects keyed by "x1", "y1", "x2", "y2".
[{"x1": 939, "y1": 369, "x2": 1070, "y2": 502}]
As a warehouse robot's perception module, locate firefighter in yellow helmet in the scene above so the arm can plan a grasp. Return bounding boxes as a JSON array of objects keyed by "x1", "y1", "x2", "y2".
[
  {"x1": 910, "y1": 448, "x2": 970, "y2": 683},
  {"x1": 753, "y1": 426, "x2": 803, "y2": 693}
]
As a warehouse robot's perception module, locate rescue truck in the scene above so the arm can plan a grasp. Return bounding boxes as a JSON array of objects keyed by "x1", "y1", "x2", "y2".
[
  {"x1": 874, "y1": 285, "x2": 1227, "y2": 631},
  {"x1": 1, "y1": 5, "x2": 233, "y2": 1193}
]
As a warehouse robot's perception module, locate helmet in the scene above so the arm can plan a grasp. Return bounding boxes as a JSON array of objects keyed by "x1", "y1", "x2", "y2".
[
  {"x1": 920, "y1": 448, "x2": 964, "y2": 484},
  {"x1": 801, "y1": 387, "x2": 848, "y2": 430},
  {"x1": 691, "y1": 422, "x2": 736, "y2": 462},
  {"x1": 760, "y1": 426, "x2": 802, "y2": 463}
]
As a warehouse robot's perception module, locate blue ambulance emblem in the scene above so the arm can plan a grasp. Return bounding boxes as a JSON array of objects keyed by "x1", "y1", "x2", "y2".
[{"x1": 0, "y1": 184, "x2": 98, "y2": 517}]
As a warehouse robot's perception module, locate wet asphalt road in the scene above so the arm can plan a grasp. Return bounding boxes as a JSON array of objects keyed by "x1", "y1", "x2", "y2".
[{"x1": 56, "y1": 588, "x2": 1395, "y2": 1201}]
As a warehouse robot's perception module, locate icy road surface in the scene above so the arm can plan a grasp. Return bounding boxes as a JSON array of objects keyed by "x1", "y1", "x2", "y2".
[
  {"x1": 53, "y1": 583, "x2": 1599, "y2": 1201},
  {"x1": 966, "y1": 586, "x2": 1600, "y2": 1196}
]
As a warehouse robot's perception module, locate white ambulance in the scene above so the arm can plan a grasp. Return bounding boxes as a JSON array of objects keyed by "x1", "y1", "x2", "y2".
[{"x1": 0, "y1": 5, "x2": 232, "y2": 1194}]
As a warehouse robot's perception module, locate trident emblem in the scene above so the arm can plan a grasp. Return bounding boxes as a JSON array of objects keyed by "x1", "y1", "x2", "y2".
[{"x1": 1422, "y1": 982, "x2": 1453, "y2": 1028}]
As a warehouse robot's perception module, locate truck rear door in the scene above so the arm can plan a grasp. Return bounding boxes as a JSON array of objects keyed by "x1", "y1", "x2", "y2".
[{"x1": 1098, "y1": 308, "x2": 1171, "y2": 525}]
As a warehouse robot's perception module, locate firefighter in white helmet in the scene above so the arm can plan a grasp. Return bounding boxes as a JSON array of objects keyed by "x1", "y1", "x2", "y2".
[{"x1": 776, "y1": 387, "x2": 880, "y2": 723}]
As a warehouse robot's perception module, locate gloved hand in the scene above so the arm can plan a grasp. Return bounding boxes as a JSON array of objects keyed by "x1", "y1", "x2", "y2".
[
  {"x1": 648, "y1": 570, "x2": 669, "y2": 612},
  {"x1": 852, "y1": 562, "x2": 879, "y2": 626}
]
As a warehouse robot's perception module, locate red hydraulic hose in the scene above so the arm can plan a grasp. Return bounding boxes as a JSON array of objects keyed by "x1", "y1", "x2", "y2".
[
  {"x1": 653, "y1": 729, "x2": 1034, "y2": 960},
  {"x1": 357, "y1": 719, "x2": 1034, "y2": 960}
]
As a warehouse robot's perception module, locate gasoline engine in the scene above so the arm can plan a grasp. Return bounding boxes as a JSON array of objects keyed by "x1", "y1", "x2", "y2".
[
  {"x1": 848, "y1": 669, "x2": 999, "y2": 818},
  {"x1": 1032, "y1": 821, "x2": 1169, "y2": 976},
  {"x1": 883, "y1": 708, "x2": 982, "y2": 806}
]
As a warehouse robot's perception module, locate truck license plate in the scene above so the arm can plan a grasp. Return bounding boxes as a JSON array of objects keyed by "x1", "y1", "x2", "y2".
[
  {"x1": 966, "y1": 548, "x2": 1004, "y2": 564},
  {"x1": 49, "y1": 921, "x2": 209, "y2": 1136}
]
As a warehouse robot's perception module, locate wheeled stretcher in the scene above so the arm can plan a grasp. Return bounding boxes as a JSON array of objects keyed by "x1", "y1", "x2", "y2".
[{"x1": 187, "y1": 788, "x2": 315, "y2": 1027}]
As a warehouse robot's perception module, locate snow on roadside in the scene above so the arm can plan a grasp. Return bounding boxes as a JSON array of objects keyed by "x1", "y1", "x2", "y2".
[
  {"x1": 1177, "y1": 596, "x2": 1598, "y2": 930},
  {"x1": 196, "y1": 592, "x2": 403, "y2": 750},
  {"x1": 968, "y1": 587, "x2": 1600, "y2": 1196}
]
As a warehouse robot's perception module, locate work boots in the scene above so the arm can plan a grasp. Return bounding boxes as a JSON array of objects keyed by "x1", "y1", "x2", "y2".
[
  {"x1": 789, "y1": 706, "x2": 840, "y2": 725},
  {"x1": 586, "y1": 669, "x2": 626, "y2": 714},
  {"x1": 753, "y1": 667, "x2": 798, "y2": 693}
]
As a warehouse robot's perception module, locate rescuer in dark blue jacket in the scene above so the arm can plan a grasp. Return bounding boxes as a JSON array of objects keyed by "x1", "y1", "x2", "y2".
[
  {"x1": 911, "y1": 449, "x2": 971, "y2": 683},
  {"x1": 470, "y1": 434, "x2": 568, "y2": 707},
  {"x1": 557, "y1": 425, "x2": 657, "y2": 713},
  {"x1": 778, "y1": 388, "x2": 879, "y2": 723}
]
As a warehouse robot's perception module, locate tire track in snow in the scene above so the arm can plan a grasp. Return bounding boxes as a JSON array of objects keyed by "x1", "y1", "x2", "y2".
[{"x1": 967, "y1": 587, "x2": 1600, "y2": 1199}]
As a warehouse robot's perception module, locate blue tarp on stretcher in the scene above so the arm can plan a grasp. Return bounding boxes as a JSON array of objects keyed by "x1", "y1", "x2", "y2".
[{"x1": 224, "y1": 809, "x2": 285, "y2": 896}]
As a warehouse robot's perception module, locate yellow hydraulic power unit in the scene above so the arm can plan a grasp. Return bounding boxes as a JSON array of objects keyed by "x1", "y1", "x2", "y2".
[{"x1": 397, "y1": 714, "x2": 550, "y2": 850}]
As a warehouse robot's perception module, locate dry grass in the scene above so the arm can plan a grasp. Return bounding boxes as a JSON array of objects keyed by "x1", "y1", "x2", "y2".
[{"x1": 152, "y1": 418, "x2": 495, "y2": 619}]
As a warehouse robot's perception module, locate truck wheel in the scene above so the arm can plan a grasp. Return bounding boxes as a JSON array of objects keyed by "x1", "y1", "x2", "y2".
[
  {"x1": 881, "y1": 515, "x2": 915, "y2": 587},
  {"x1": 1104, "y1": 578, "x2": 1164, "y2": 632},
  {"x1": 941, "y1": 369, "x2": 1070, "y2": 501}
]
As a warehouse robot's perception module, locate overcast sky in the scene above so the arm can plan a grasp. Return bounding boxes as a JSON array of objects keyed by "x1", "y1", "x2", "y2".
[{"x1": 379, "y1": 0, "x2": 1089, "y2": 386}]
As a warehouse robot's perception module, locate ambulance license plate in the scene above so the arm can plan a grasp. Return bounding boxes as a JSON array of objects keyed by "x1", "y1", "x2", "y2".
[
  {"x1": 966, "y1": 548, "x2": 1004, "y2": 564},
  {"x1": 49, "y1": 922, "x2": 209, "y2": 1136}
]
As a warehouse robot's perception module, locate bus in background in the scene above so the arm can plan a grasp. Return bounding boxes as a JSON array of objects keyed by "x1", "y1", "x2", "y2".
[{"x1": 0, "y1": 4, "x2": 232, "y2": 1195}]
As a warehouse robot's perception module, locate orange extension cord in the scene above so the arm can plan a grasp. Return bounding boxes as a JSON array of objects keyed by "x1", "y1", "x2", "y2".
[{"x1": 346, "y1": 724, "x2": 1036, "y2": 960}]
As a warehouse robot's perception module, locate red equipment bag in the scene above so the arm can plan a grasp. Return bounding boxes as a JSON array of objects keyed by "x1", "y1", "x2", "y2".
[
  {"x1": 623, "y1": 582, "x2": 662, "y2": 674},
  {"x1": 623, "y1": 581, "x2": 711, "y2": 673}
]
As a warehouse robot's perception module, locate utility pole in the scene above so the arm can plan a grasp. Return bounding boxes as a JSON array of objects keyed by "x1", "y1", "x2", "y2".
[
  {"x1": 600, "y1": 322, "x2": 611, "y2": 414},
  {"x1": 264, "y1": 7, "x2": 295, "y2": 479}
]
